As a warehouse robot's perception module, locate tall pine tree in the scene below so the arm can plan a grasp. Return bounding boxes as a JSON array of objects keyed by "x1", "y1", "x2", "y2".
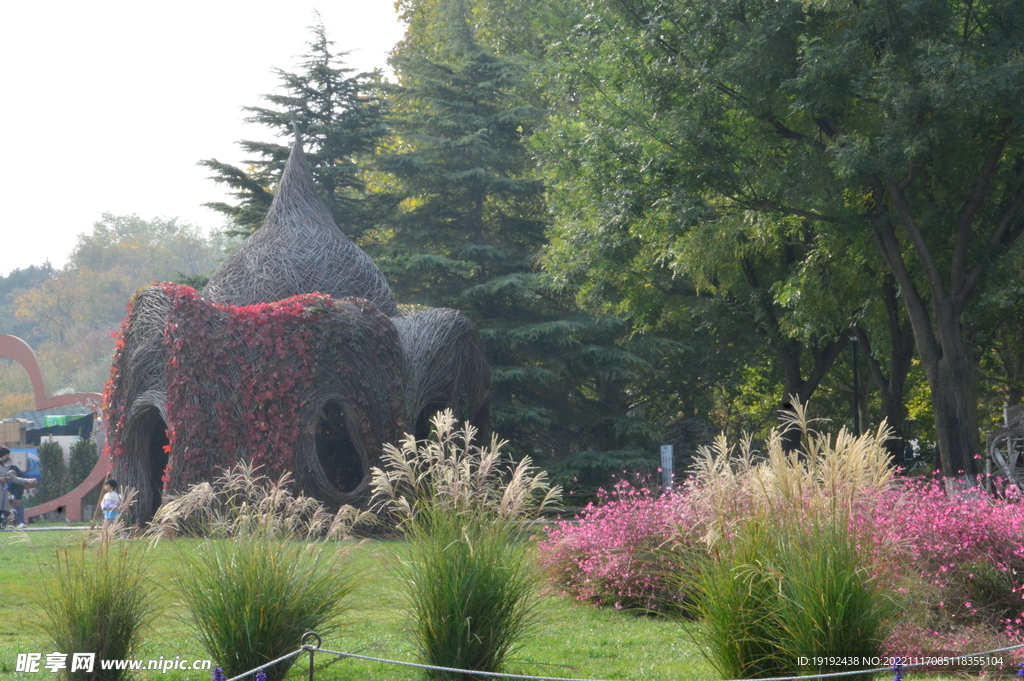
[
  {"x1": 197, "y1": 8, "x2": 676, "y2": 495},
  {"x1": 378, "y1": 0, "x2": 661, "y2": 487},
  {"x1": 201, "y1": 21, "x2": 387, "y2": 238}
]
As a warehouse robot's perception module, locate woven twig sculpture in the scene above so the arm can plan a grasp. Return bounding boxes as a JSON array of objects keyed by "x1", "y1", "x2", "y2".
[
  {"x1": 105, "y1": 132, "x2": 489, "y2": 522},
  {"x1": 393, "y1": 307, "x2": 490, "y2": 437},
  {"x1": 202, "y1": 133, "x2": 398, "y2": 315}
]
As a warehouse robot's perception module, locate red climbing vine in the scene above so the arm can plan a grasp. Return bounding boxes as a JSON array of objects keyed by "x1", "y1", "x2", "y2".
[{"x1": 105, "y1": 283, "x2": 405, "y2": 495}]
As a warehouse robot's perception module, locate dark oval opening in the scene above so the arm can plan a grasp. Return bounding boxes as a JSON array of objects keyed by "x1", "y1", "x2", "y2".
[
  {"x1": 142, "y1": 405, "x2": 169, "y2": 518},
  {"x1": 315, "y1": 400, "x2": 364, "y2": 494}
]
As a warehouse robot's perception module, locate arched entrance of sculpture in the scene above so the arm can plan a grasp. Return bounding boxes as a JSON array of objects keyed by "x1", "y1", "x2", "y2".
[
  {"x1": 315, "y1": 400, "x2": 364, "y2": 493},
  {"x1": 140, "y1": 408, "x2": 170, "y2": 517}
]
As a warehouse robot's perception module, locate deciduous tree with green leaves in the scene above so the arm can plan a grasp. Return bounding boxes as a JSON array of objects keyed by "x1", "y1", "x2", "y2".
[{"x1": 535, "y1": 0, "x2": 1024, "y2": 481}]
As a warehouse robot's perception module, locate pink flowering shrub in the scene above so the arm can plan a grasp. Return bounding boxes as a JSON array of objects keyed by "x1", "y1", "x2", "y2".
[
  {"x1": 537, "y1": 476, "x2": 698, "y2": 612},
  {"x1": 539, "y1": 421, "x2": 1024, "y2": 661},
  {"x1": 858, "y1": 476, "x2": 1024, "y2": 654}
]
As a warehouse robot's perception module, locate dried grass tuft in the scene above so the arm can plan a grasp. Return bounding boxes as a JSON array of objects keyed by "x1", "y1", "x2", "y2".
[
  {"x1": 688, "y1": 400, "x2": 893, "y2": 542},
  {"x1": 147, "y1": 461, "x2": 373, "y2": 541},
  {"x1": 371, "y1": 409, "x2": 560, "y2": 524}
]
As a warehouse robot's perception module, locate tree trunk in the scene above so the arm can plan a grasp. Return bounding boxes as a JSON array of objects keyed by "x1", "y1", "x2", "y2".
[
  {"x1": 777, "y1": 335, "x2": 849, "y2": 450},
  {"x1": 994, "y1": 326, "x2": 1024, "y2": 406},
  {"x1": 883, "y1": 288, "x2": 981, "y2": 480},
  {"x1": 737, "y1": 256, "x2": 849, "y2": 448},
  {"x1": 854, "y1": 275, "x2": 916, "y2": 465},
  {"x1": 921, "y1": 336, "x2": 981, "y2": 480},
  {"x1": 868, "y1": 173, "x2": 995, "y2": 483},
  {"x1": 879, "y1": 387, "x2": 907, "y2": 460}
]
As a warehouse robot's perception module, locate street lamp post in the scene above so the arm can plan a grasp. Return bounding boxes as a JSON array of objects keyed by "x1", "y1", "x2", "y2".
[{"x1": 851, "y1": 335, "x2": 860, "y2": 437}]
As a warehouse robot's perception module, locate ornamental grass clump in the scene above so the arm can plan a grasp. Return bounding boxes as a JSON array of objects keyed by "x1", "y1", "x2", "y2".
[
  {"x1": 686, "y1": 404, "x2": 894, "y2": 538},
  {"x1": 687, "y1": 404, "x2": 897, "y2": 679},
  {"x1": 371, "y1": 409, "x2": 560, "y2": 680},
  {"x1": 38, "y1": 531, "x2": 155, "y2": 681},
  {"x1": 147, "y1": 461, "x2": 371, "y2": 540},
  {"x1": 538, "y1": 404, "x2": 1024, "y2": 665},
  {"x1": 149, "y1": 464, "x2": 364, "y2": 681}
]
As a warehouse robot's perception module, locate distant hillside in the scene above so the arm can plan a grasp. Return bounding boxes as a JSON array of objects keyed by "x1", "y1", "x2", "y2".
[{"x1": 0, "y1": 214, "x2": 235, "y2": 418}]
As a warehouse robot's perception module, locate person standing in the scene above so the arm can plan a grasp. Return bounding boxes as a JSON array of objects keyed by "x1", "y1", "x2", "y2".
[
  {"x1": 6, "y1": 460, "x2": 29, "y2": 528},
  {"x1": 100, "y1": 479, "x2": 121, "y2": 533},
  {"x1": 0, "y1": 447, "x2": 35, "y2": 529}
]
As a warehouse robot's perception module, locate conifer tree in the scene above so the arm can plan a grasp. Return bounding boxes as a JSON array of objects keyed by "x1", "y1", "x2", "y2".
[
  {"x1": 378, "y1": 0, "x2": 661, "y2": 482},
  {"x1": 201, "y1": 21, "x2": 387, "y2": 238},
  {"x1": 68, "y1": 438, "x2": 98, "y2": 490},
  {"x1": 379, "y1": 3, "x2": 543, "y2": 306},
  {"x1": 33, "y1": 441, "x2": 68, "y2": 506}
]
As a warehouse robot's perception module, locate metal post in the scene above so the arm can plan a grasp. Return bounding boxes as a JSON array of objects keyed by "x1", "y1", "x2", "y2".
[
  {"x1": 985, "y1": 431, "x2": 993, "y2": 494},
  {"x1": 301, "y1": 632, "x2": 321, "y2": 681},
  {"x1": 660, "y1": 445, "x2": 674, "y2": 490},
  {"x1": 850, "y1": 335, "x2": 860, "y2": 437}
]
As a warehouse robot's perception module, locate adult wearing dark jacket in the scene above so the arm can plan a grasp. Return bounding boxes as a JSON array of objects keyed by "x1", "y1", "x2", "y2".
[
  {"x1": 1, "y1": 447, "x2": 35, "y2": 529},
  {"x1": 6, "y1": 461, "x2": 28, "y2": 527}
]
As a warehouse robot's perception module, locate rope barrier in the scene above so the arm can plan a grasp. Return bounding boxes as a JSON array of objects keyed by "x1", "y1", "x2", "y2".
[
  {"x1": 313, "y1": 646, "x2": 624, "y2": 681},
  {"x1": 219, "y1": 633, "x2": 1024, "y2": 681},
  {"x1": 305, "y1": 640, "x2": 1024, "y2": 681},
  {"x1": 220, "y1": 649, "x2": 303, "y2": 681}
]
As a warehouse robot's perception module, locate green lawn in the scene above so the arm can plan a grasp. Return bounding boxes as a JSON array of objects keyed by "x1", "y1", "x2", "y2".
[{"x1": 0, "y1": 530, "x2": 717, "y2": 681}]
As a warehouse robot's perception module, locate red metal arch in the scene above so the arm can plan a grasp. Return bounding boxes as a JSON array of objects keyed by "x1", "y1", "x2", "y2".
[{"x1": 0, "y1": 334, "x2": 108, "y2": 522}]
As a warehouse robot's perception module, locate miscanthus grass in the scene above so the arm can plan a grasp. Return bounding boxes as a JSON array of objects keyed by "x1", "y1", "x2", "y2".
[
  {"x1": 691, "y1": 525, "x2": 888, "y2": 680},
  {"x1": 371, "y1": 409, "x2": 560, "y2": 681},
  {"x1": 38, "y1": 496, "x2": 155, "y2": 681},
  {"x1": 680, "y1": 405, "x2": 897, "y2": 679},
  {"x1": 148, "y1": 464, "x2": 366, "y2": 681}
]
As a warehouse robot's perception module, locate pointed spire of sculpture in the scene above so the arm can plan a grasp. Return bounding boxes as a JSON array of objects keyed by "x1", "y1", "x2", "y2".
[{"x1": 202, "y1": 131, "x2": 398, "y2": 315}]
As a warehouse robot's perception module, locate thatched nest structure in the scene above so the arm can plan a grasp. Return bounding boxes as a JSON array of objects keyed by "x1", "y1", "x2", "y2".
[
  {"x1": 393, "y1": 307, "x2": 490, "y2": 440},
  {"x1": 203, "y1": 133, "x2": 397, "y2": 315},
  {"x1": 105, "y1": 135, "x2": 489, "y2": 522}
]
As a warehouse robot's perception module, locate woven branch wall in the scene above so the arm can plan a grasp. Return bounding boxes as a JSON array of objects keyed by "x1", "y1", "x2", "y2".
[
  {"x1": 394, "y1": 307, "x2": 490, "y2": 438},
  {"x1": 104, "y1": 134, "x2": 489, "y2": 521}
]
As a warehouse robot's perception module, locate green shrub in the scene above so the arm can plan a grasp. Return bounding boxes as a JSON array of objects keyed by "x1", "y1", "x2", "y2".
[
  {"x1": 150, "y1": 464, "x2": 363, "y2": 681},
  {"x1": 372, "y1": 409, "x2": 560, "y2": 680},
  {"x1": 34, "y1": 440, "x2": 68, "y2": 505},
  {"x1": 38, "y1": 539, "x2": 155, "y2": 681},
  {"x1": 68, "y1": 438, "x2": 101, "y2": 508},
  {"x1": 68, "y1": 438, "x2": 98, "y2": 484}
]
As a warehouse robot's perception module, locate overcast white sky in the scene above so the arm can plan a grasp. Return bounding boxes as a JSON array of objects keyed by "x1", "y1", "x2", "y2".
[{"x1": 0, "y1": 1, "x2": 405, "y2": 277}]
